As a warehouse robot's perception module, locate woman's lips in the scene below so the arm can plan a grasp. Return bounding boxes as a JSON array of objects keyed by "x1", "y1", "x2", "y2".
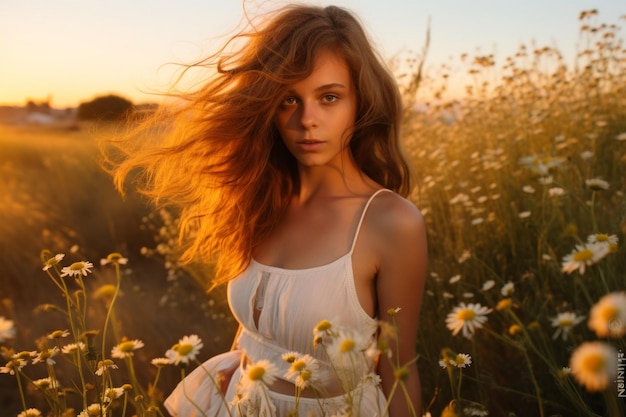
[{"x1": 297, "y1": 139, "x2": 325, "y2": 150}]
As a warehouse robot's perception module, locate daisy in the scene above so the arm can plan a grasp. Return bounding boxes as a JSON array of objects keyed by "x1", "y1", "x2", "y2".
[
  {"x1": 62, "y1": 342, "x2": 85, "y2": 354},
  {"x1": 587, "y1": 233, "x2": 619, "y2": 252},
  {"x1": 481, "y1": 280, "x2": 495, "y2": 291},
  {"x1": 561, "y1": 243, "x2": 609, "y2": 275},
  {"x1": 464, "y1": 405, "x2": 489, "y2": 416},
  {"x1": 450, "y1": 353, "x2": 472, "y2": 368},
  {"x1": 585, "y1": 178, "x2": 609, "y2": 191},
  {"x1": 61, "y1": 261, "x2": 94, "y2": 277},
  {"x1": 42, "y1": 253, "x2": 64, "y2": 271},
  {"x1": 32, "y1": 346, "x2": 59, "y2": 365},
  {"x1": 508, "y1": 324, "x2": 522, "y2": 336},
  {"x1": 538, "y1": 176, "x2": 553, "y2": 185},
  {"x1": 588, "y1": 292, "x2": 626, "y2": 338},
  {"x1": 313, "y1": 319, "x2": 335, "y2": 346},
  {"x1": 103, "y1": 387, "x2": 125, "y2": 402},
  {"x1": 284, "y1": 354, "x2": 322, "y2": 389},
  {"x1": 500, "y1": 281, "x2": 515, "y2": 296},
  {"x1": 47, "y1": 329, "x2": 70, "y2": 339},
  {"x1": 246, "y1": 360, "x2": 279, "y2": 386},
  {"x1": 449, "y1": 274, "x2": 461, "y2": 284},
  {"x1": 548, "y1": 187, "x2": 565, "y2": 197},
  {"x1": 17, "y1": 409, "x2": 42, "y2": 417},
  {"x1": 550, "y1": 312, "x2": 585, "y2": 340},
  {"x1": 236, "y1": 359, "x2": 280, "y2": 407},
  {"x1": 446, "y1": 302, "x2": 492, "y2": 339},
  {"x1": 95, "y1": 359, "x2": 118, "y2": 376},
  {"x1": 78, "y1": 403, "x2": 107, "y2": 417},
  {"x1": 33, "y1": 377, "x2": 60, "y2": 390},
  {"x1": 325, "y1": 328, "x2": 371, "y2": 365},
  {"x1": 111, "y1": 339, "x2": 144, "y2": 359},
  {"x1": 0, "y1": 316, "x2": 15, "y2": 343},
  {"x1": 580, "y1": 150, "x2": 594, "y2": 160},
  {"x1": 165, "y1": 334, "x2": 203, "y2": 365},
  {"x1": 0, "y1": 358, "x2": 27, "y2": 375},
  {"x1": 100, "y1": 252, "x2": 129, "y2": 266},
  {"x1": 151, "y1": 357, "x2": 170, "y2": 367},
  {"x1": 93, "y1": 284, "x2": 119, "y2": 302},
  {"x1": 569, "y1": 341, "x2": 617, "y2": 392}
]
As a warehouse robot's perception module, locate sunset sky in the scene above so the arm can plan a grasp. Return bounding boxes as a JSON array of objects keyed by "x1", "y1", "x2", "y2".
[{"x1": 1, "y1": 0, "x2": 623, "y2": 108}]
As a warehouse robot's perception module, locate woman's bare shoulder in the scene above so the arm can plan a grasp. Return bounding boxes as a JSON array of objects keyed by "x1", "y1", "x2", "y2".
[{"x1": 369, "y1": 191, "x2": 426, "y2": 237}]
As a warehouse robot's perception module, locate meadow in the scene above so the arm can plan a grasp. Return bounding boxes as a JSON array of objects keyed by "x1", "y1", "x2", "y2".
[{"x1": 1, "y1": 9, "x2": 625, "y2": 417}]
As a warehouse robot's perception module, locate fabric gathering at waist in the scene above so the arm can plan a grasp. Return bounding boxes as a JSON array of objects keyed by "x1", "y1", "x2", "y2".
[{"x1": 238, "y1": 328, "x2": 333, "y2": 377}]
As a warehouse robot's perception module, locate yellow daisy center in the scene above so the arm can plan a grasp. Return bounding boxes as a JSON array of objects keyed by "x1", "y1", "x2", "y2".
[
  {"x1": 573, "y1": 249, "x2": 593, "y2": 262},
  {"x1": 598, "y1": 305, "x2": 617, "y2": 321},
  {"x1": 175, "y1": 343, "x2": 194, "y2": 356},
  {"x1": 248, "y1": 365, "x2": 266, "y2": 381},
  {"x1": 509, "y1": 324, "x2": 522, "y2": 335},
  {"x1": 559, "y1": 318, "x2": 573, "y2": 327},
  {"x1": 107, "y1": 252, "x2": 124, "y2": 261},
  {"x1": 94, "y1": 284, "x2": 117, "y2": 299},
  {"x1": 70, "y1": 262, "x2": 86, "y2": 271},
  {"x1": 315, "y1": 320, "x2": 332, "y2": 332},
  {"x1": 49, "y1": 330, "x2": 67, "y2": 339},
  {"x1": 594, "y1": 234, "x2": 608, "y2": 242},
  {"x1": 496, "y1": 298, "x2": 513, "y2": 311},
  {"x1": 457, "y1": 308, "x2": 476, "y2": 321},
  {"x1": 339, "y1": 339, "x2": 355, "y2": 353},
  {"x1": 300, "y1": 370, "x2": 312, "y2": 381},
  {"x1": 291, "y1": 359, "x2": 306, "y2": 372},
  {"x1": 394, "y1": 366, "x2": 409, "y2": 380},
  {"x1": 119, "y1": 341, "x2": 136, "y2": 352},
  {"x1": 581, "y1": 353, "x2": 605, "y2": 373}
]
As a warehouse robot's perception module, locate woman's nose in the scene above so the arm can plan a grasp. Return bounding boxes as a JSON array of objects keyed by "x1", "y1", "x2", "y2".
[{"x1": 299, "y1": 102, "x2": 318, "y2": 129}]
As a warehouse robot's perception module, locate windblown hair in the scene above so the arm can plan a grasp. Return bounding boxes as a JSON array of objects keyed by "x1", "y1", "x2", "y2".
[{"x1": 107, "y1": 4, "x2": 410, "y2": 287}]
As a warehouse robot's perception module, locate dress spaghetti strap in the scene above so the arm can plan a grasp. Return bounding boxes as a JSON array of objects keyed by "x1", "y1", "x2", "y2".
[{"x1": 348, "y1": 189, "x2": 392, "y2": 254}]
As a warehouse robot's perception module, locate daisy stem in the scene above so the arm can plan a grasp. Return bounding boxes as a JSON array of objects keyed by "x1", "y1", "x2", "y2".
[
  {"x1": 58, "y1": 275, "x2": 79, "y2": 343},
  {"x1": 456, "y1": 368, "x2": 463, "y2": 406},
  {"x1": 602, "y1": 388, "x2": 624, "y2": 417},
  {"x1": 381, "y1": 378, "x2": 400, "y2": 417},
  {"x1": 397, "y1": 380, "x2": 419, "y2": 417},
  {"x1": 194, "y1": 359, "x2": 233, "y2": 417},
  {"x1": 121, "y1": 394, "x2": 129, "y2": 417},
  {"x1": 520, "y1": 345, "x2": 545, "y2": 417},
  {"x1": 101, "y1": 263, "x2": 122, "y2": 363},
  {"x1": 590, "y1": 191, "x2": 597, "y2": 233},
  {"x1": 574, "y1": 274, "x2": 595, "y2": 307},
  {"x1": 15, "y1": 369, "x2": 27, "y2": 413},
  {"x1": 179, "y1": 368, "x2": 210, "y2": 417},
  {"x1": 126, "y1": 356, "x2": 146, "y2": 399}
]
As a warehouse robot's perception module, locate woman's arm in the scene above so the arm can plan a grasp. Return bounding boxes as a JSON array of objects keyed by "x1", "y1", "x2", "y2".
[{"x1": 374, "y1": 195, "x2": 428, "y2": 417}]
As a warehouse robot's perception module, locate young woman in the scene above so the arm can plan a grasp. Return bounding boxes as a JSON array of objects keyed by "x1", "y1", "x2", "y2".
[{"x1": 110, "y1": 4, "x2": 427, "y2": 416}]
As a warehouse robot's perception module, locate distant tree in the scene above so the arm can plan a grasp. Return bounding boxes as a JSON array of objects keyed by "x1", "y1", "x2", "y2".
[{"x1": 77, "y1": 94, "x2": 133, "y2": 120}]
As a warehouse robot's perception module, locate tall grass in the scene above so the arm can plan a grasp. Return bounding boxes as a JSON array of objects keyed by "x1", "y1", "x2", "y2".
[{"x1": 403, "y1": 10, "x2": 626, "y2": 416}]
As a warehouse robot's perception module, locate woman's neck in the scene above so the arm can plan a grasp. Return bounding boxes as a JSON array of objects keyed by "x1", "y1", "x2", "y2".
[{"x1": 295, "y1": 162, "x2": 376, "y2": 204}]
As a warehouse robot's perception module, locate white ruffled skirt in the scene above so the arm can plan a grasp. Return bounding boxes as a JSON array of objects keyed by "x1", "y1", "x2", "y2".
[{"x1": 164, "y1": 350, "x2": 387, "y2": 417}]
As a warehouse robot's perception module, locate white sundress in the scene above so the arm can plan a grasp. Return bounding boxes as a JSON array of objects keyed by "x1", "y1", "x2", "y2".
[{"x1": 165, "y1": 189, "x2": 392, "y2": 417}]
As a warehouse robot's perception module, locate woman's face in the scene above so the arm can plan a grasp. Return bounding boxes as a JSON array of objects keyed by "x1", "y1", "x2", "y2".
[{"x1": 274, "y1": 49, "x2": 357, "y2": 169}]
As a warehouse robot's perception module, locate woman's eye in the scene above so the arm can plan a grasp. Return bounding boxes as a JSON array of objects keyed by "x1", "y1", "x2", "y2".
[
  {"x1": 282, "y1": 97, "x2": 297, "y2": 105},
  {"x1": 322, "y1": 94, "x2": 338, "y2": 103}
]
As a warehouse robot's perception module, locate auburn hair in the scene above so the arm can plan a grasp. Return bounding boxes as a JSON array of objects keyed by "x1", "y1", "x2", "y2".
[{"x1": 107, "y1": 4, "x2": 411, "y2": 287}]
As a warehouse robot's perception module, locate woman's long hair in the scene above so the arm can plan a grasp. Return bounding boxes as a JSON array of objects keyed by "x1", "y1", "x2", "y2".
[{"x1": 106, "y1": 4, "x2": 411, "y2": 286}]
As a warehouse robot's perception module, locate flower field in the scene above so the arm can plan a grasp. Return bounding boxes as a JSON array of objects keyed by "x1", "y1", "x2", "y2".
[{"x1": 1, "y1": 9, "x2": 625, "y2": 417}]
